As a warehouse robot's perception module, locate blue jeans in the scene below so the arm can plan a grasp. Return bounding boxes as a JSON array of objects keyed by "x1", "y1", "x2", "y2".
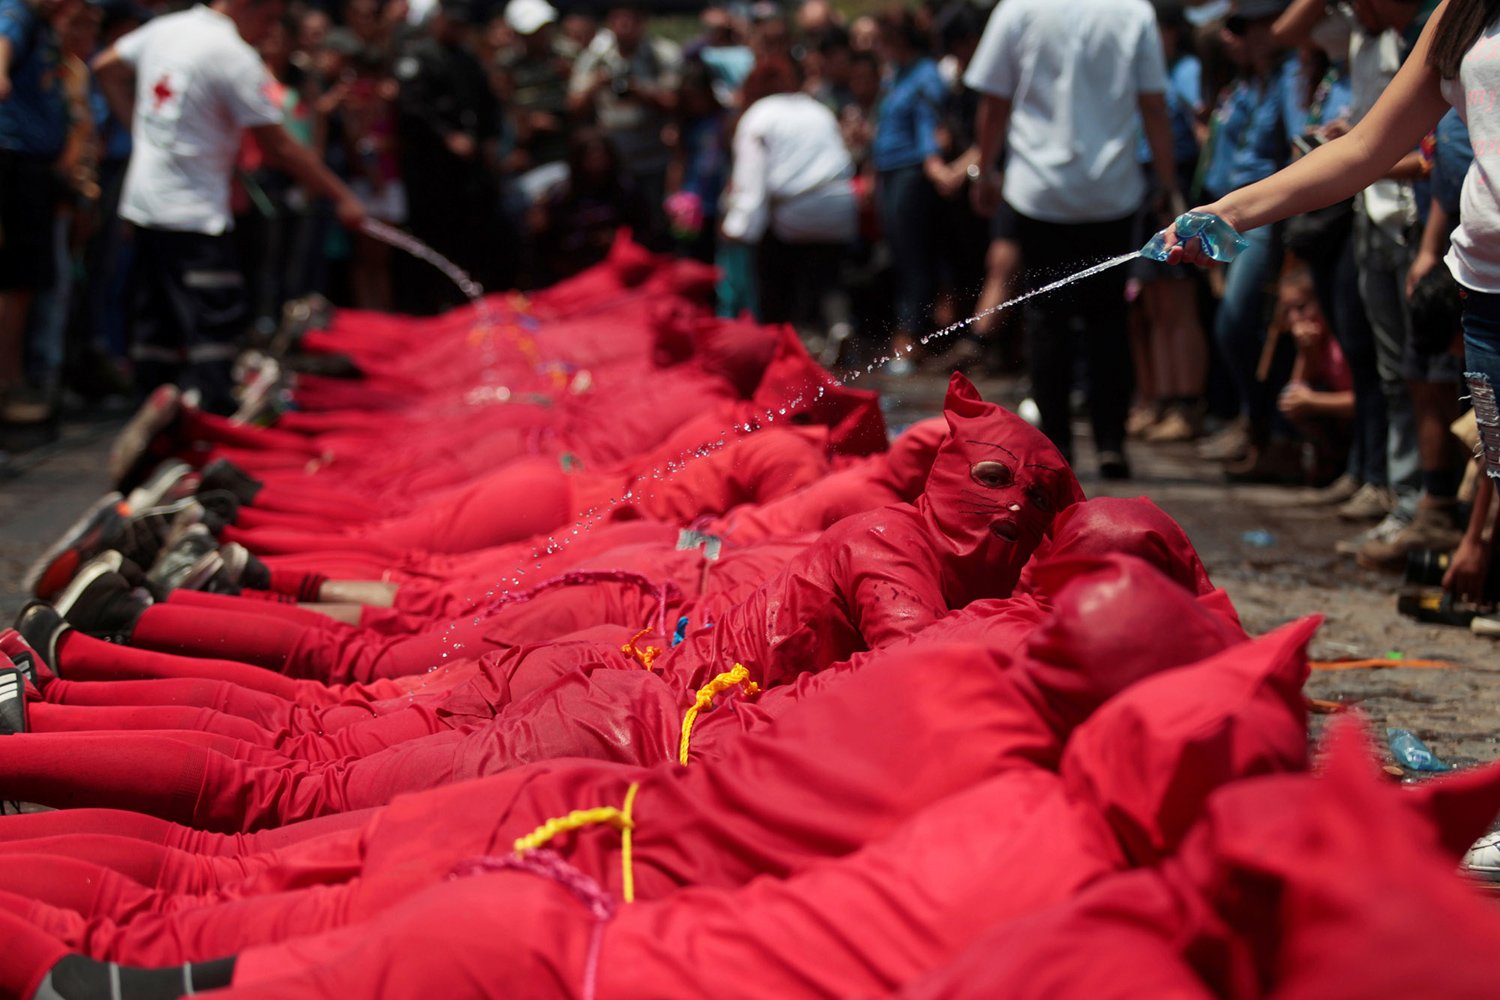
[
  {"x1": 1212, "y1": 225, "x2": 1287, "y2": 438},
  {"x1": 1461, "y1": 287, "x2": 1500, "y2": 478}
]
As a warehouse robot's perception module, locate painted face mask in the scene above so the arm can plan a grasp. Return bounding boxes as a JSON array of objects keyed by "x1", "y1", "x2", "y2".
[{"x1": 918, "y1": 373, "x2": 1084, "y2": 600}]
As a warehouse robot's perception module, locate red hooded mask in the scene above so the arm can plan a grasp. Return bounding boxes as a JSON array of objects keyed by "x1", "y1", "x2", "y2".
[{"x1": 917, "y1": 373, "x2": 1084, "y2": 602}]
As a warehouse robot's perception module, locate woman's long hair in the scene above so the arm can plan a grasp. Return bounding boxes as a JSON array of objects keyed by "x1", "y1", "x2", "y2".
[{"x1": 1429, "y1": 0, "x2": 1500, "y2": 78}]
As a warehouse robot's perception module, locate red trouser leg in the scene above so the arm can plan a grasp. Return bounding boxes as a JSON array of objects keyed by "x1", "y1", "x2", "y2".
[
  {"x1": 46, "y1": 677, "x2": 373, "y2": 736},
  {"x1": 0, "y1": 835, "x2": 274, "y2": 895},
  {"x1": 29, "y1": 702, "x2": 278, "y2": 747},
  {"x1": 218, "y1": 524, "x2": 405, "y2": 559},
  {"x1": 251, "y1": 482, "x2": 382, "y2": 521},
  {"x1": 0, "y1": 854, "x2": 172, "y2": 921},
  {"x1": 165, "y1": 590, "x2": 340, "y2": 627},
  {"x1": 129, "y1": 604, "x2": 329, "y2": 671},
  {"x1": 0, "y1": 808, "x2": 374, "y2": 857},
  {"x1": 57, "y1": 631, "x2": 308, "y2": 697},
  {"x1": 0, "y1": 905, "x2": 71, "y2": 1000}
]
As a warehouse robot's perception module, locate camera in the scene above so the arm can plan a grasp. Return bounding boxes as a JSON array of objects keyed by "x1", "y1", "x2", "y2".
[{"x1": 1396, "y1": 547, "x2": 1500, "y2": 627}]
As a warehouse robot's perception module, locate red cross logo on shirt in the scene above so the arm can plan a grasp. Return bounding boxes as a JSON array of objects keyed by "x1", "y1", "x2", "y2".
[{"x1": 152, "y1": 74, "x2": 175, "y2": 109}]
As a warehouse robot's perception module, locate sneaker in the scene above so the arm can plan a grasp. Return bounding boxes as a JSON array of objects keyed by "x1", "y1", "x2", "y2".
[
  {"x1": 1294, "y1": 473, "x2": 1362, "y2": 507},
  {"x1": 1357, "y1": 501, "x2": 1465, "y2": 572},
  {"x1": 0, "y1": 668, "x2": 26, "y2": 735},
  {"x1": 53, "y1": 552, "x2": 152, "y2": 642},
  {"x1": 21, "y1": 492, "x2": 130, "y2": 601},
  {"x1": 1097, "y1": 450, "x2": 1132, "y2": 481},
  {"x1": 1462, "y1": 831, "x2": 1500, "y2": 883},
  {"x1": 1142, "y1": 404, "x2": 1202, "y2": 444},
  {"x1": 216, "y1": 542, "x2": 262, "y2": 592},
  {"x1": 1337, "y1": 483, "x2": 1397, "y2": 522},
  {"x1": 145, "y1": 524, "x2": 222, "y2": 597},
  {"x1": 1471, "y1": 614, "x2": 1500, "y2": 637},
  {"x1": 1335, "y1": 512, "x2": 1407, "y2": 557},
  {"x1": 1196, "y1": 420, "x2": 1250, "y2": 463},
  {"x1": 124, "y1": 460, "x2": 196, "y2": 515},
  {"x1": 231, "y1": 355, "x2": 282, "y2": 426},
  {"x1": 198, "y1": 458, "x2": 263, "y2": 507},
  {"x1": 8, "y1": 651, "x2": 40, "y2": 689},
  {"x1": 109, "y1": 384, "x2": 182, "y2": 493},
  {"x1": 14, "y1": 602, "x2": 67, "y2": 676}
]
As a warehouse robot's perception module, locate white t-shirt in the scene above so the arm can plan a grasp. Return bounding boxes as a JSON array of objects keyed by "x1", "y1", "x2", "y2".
[
  {"x1": 116, "y1": 5, "x2": 282, "y2": 235},
  {"x1": 1442, "y1": 26, "x2": 1500, "y2": 292},
  {"x1": 963, "y1": 0, "x2": 1168, "y2": 223},
  {"x1": 721, "y1": 92, "x2": 856, "y2": 245}
]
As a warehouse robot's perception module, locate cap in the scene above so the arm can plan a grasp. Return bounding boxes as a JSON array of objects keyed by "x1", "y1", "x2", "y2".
[{"x1": 505, "y1": 0, "x2": 558, "y2": 33}]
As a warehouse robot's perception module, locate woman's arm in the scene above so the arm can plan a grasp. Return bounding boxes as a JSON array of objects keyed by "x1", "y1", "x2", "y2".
[{"x1": 1168, "y1": 0, "x2": 1453, "y2": 261}]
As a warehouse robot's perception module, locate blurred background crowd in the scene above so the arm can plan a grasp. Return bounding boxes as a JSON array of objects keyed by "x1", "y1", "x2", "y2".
[{"x1": 0, "y1": 0, "x2": 1489, "y2": 593}]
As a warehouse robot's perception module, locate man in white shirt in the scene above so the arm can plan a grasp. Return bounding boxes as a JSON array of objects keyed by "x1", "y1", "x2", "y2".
[
  {"x1": 92, "y1": 0, "x2": 364, "y2": 413},
  {"x1": 965, "y1": 0, "x2": 1179, "y2": 478}
]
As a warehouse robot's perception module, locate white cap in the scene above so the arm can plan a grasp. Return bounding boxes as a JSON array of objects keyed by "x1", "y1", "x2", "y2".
[{"x1": 505, "y1": 0, "x2": 558, "y2": 34}]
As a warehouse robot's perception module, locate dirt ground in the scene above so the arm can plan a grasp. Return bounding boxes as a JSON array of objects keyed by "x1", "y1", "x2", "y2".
[{"x1": 2, "y1": 368, "x2": 1497, "y2": 771}]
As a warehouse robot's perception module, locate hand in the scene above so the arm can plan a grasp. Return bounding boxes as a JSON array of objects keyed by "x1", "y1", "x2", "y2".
[
  {"x1": 930, "y1": 163, "x2": 964, "y2": 199},
  {"x1": 445, "y1": 132, "x2": 476, "y2": 159},
  {"x1": 1407, "y1": 247, "x2": 1442, "y2": 299},
  {"x1": 969, "y1": 170, "x2": 1002, "y2": 217},
  {"x1": 1157, "y1": 204, "x2": 1234, "y2": 267},
  {"x1": 335, "y1": 193, "x2": 367, "y2": 232},
  {"x1": 1277, "y1": 381, "x2": 1316, "y2": 419},
  {"x1": 1444, "y1": 535, "x2": 1493, "y2": 604}
]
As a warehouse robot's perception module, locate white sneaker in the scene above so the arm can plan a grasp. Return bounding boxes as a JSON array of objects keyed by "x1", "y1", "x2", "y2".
[
  {"x1": 1461, "y1": 831, "x2": 1500, "y2": 882},
  {"x1": 1334, "y1": 512, "x2": 1407, "y2": 556}
]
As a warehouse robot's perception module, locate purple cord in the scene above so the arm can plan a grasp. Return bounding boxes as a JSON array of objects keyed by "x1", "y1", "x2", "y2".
[{"x1": 451, "y1": 850, "x2": 617, "y2": 1000}]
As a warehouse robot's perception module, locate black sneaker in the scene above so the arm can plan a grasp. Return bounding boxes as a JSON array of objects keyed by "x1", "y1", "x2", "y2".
[
  {"x1": 0, "y1": 668, "x2": 26, "y2": 734},
  {"x1": 53, "y1": 552, "x2": 151, "y2": 642},
  {"x1": 22, "y1": 492, "x2": 130, "y2": 601},
  {"x1": 223, "y1": 542, "x2": 271, "y2": 591},
  {"x1": 15, "y1": 601, "x2": 67, "y2": 676},
  {"x1": 145, "y1": 524, "x2": 221, "y2": 597},
  {"x1": 198, "y1": 458, "x2": 263, "y2": 506},
  {"x1": 9, "y1": 651, "x2": 40, "y2": 689},
  {"x1": 195, "y1": 488, "x2": 242, "y2": 526},
  {"x1": 109, "y1": 384, "x2": 183, "y2": 494}
]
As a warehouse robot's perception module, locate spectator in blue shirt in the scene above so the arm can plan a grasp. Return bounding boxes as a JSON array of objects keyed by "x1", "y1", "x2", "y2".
[
  {"x1": 0, "y1": 0, "x2": 75, "y2": 425},
  {"x1": 871, "y1": 6, "x2": 944, "y2": 372}
]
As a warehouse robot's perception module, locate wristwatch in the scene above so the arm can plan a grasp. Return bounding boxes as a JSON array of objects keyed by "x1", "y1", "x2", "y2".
[{"x1": 966, "y1": 163, "x2": 982, "y2": 181}]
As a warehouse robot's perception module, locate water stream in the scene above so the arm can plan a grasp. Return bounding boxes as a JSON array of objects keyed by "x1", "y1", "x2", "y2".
[{"x1": 359, "y1": 224, "x2": 1142, "y2": 676}]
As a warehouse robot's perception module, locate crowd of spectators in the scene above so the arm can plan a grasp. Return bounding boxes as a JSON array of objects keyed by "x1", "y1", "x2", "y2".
[{"x1": 0, "y1": 0, "x2": 1490, "y2": 591}]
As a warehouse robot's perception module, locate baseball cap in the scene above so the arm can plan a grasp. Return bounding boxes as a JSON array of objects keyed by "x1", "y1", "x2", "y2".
[{"x1": 505, "y1": 0, "x2": 558, "y2": 35}]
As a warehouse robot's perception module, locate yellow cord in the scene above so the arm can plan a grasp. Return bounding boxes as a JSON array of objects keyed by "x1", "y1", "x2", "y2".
[
  {"x1": 512, "y1": 781, "x2": 643, "y2": 904},
  {"x1": 620, "y1": 626, "x2": 662, "y2": 670},
  {"x1": 620, "y1": 782, "x2": 639, "y2": 903},
  {"x1": 679, "y1": 664, "x2": 760, "y2": 765}
]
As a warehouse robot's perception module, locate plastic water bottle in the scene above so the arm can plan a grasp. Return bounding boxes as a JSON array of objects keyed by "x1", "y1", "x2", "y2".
[
  {"x1": 1387, "y1": 728, "x2": 1452, "y2": 772},
  {"x1": 1140, "y1": 212, "x2": 1251, "y2": 263}
]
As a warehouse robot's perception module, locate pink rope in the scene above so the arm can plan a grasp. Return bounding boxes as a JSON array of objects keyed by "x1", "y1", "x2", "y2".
[{"x1": 450, "y1": 850, "x2": 617, "y2": 1000}]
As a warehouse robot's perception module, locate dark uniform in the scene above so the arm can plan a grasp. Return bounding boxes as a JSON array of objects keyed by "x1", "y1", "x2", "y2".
[{"x1": 393, "y1": 13, "x2": 513, "y2": 313}]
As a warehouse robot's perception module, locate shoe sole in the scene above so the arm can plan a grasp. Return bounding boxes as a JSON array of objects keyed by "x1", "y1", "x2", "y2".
[
  {"x1": 53, "y1": 551, "x2": 126, "y2": 621},
  {"x1": 21, "y1": 492, "x2": 127, "y2": 601},
  {"x1": 109, "y1": 385, "x2": 181, "y2": 493},
  {"x1": 0, "y1": 669, "x2": 26, "y2": 735},
  {"x1": 15, "y1": 601, "x2": 65, "y2": 676},
  {"x1": 125, "y1": 460, "x2": 194, "y2": 515}
]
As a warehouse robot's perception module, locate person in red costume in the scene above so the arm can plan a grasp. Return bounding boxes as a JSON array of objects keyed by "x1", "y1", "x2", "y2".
[
  {"x1": 11, "y1": 491, "x2": 1218, "y2": 797},
  {"x1": 0, "y1": 556, "x2": 1265, "y2": 981}
]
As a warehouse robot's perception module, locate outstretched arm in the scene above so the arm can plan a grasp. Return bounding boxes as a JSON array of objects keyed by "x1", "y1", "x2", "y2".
[{"x1": 1168, "y1": 0, "x2": 1451, "y2": 263}]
